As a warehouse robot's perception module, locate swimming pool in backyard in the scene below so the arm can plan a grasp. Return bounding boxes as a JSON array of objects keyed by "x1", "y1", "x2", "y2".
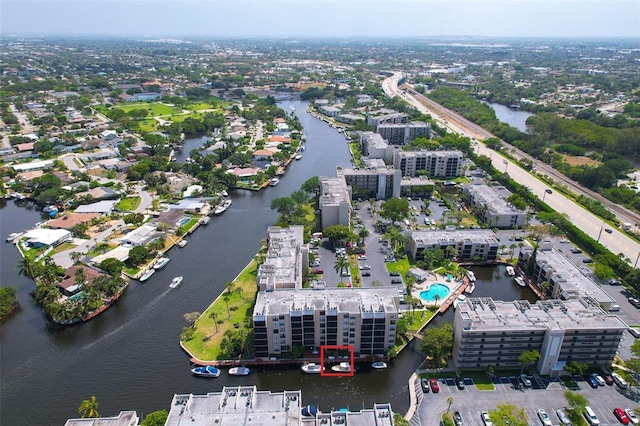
[{"x1": 419, "y1": 283, "x2": 451, "y2": 302}]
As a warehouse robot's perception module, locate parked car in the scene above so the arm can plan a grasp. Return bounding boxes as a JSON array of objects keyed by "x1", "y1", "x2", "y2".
[
  {"x1": 453, "y1": 411, "x2": 464, "y2": 426},
  {"x1": 556, "y1": 408, "x2": 571, "y2": 425},
  {"x1": 592, "y1": 373, "x2": 606, "y2": 386},
  {"x1": 358, "y1": 264, "x2": 371, "y2": 270},
  {"x1": 629, "y1": 298, "x2": 640, "y2": 309},
  {"x1": 538, "y1": 409, "x2": 553, "y2": 426},
  {"x1": 420, "y1": 378, "x2": 430, "y2": 393},
  {"x1": 582, "y1": 257, "x2": 593, "y2": 263},
  {"x1": 625, "y1": 409, "x2": 639, "y2": 425},
  {"x1": 391, "y1": 278, "x2": 403, "y2": 284},
  {"x1": 389, "y1": 271, "x2": 400, "y2": 276},
  {"x1": 312, "y1": 268, "x2": 323, "y2": 274},
  {"x1": 583, "y1": 406, "x2": 600, "y2": 425},
  {"x1": 612, "y1": 372, "x2": 629, "y2": 389},
  {"x1": 481, "y1": 411, "x2": 493, "y2": 426},
  {"x1": 570, "y1": 247, "x2": 582, "y2": 254},
  {"x1": 455, "y1": 377, "x2": 465, "y2": 390},
  {"x1": 605, "y1": 228, "x2": 613, "y2": 234},
  {"x1": 429, "y1": 378, "x2": 439, "y2": 393},
  {"x1": 586, "y1": 375, "x2": 599, "y2": 388},
  {"x1": 614, "y1": 407, "x2": 630, "y2": 425},
  {"x1": 520, "y1": 374, "x2": 532, "y2": 387},
  {"x1": 604, "y1": 374, "x2": 615, "y2": 385},
  {"x1": 361, "y1": 271, "x2": 370, "y2": 277}
]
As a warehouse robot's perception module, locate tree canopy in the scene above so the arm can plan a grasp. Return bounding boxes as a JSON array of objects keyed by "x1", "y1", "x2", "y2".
[
  {"x1": 420, "y1": 322, "x2": 454, "y2": 367},
  {"x1": 488, "y1": 403, "x2": 528, "y2": 426},
  {"x1": 380, "y1": 198, "x2": 409, "y2": 223}
]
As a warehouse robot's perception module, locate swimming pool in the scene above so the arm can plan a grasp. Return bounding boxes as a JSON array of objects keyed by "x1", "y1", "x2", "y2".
[
  {"x1": 419, "y1": 283, "x2": 450, "y2": 302},
  {"x1": 177, "y1": 217, "x2": 190, "y2": 227}
]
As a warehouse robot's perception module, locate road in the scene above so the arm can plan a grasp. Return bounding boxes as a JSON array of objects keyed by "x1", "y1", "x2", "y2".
[
  {"x1": 383, "y1": 74, "x2": 640, "y2": 267},
  {"x1": 135, "y1": 185, "x2": 153, "y2": 213},
  {"x1": 52, "y1": 220, "x2": 125, "y2": 269}
]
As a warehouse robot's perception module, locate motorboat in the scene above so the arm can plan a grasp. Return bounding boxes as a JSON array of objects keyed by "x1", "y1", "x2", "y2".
[
  {"x1": 514, "y1": 277, "x2": 527, "y2": 287},
  {"x1": 169, "y1": 276, "x2": 183, "y2": 288},
  {"x1": 331, "y1": 362, "x2": 351, "y2": 373},
  {"x1": 269, "y1": 177, "x2": 280, "y2": 186},
  {"x1": 214, "y1": 199, "x2": 232, "y2": 215},
  {"x1": 220, "y1": 190, "x2": 228, "y2": 197},
  {"x1": 301, "y1": 363, "x2": 323, "y2": 374},
  {"x1": 466, "y1": 270, "x2": 476, "y2": 282},
  {"x1": 464, "y1": 282, "x2": 475, "y2": 294},
  {"x1": 371, "y1": 362, "x2": 388, "y2": 370},
  {"x1": 6, "y1": 232, "x2": 22, "y2": 243},
  {"x1": 191, "y1": 366, "x2": 221, "y2": 378},
  {"x1": 506, "y1": 266, "x2": 516, "y2": 276},
  {"x1": 228, "y1": 367, "x2": 250, "y2": 376},
  {"x1": 153, "y1": 257, "x2": 170, "y2": 270},
  {"x1": 139, "y1": 269, "x2": 155, "y2": 282},
  {"x1": 295, "y1": 154, "x2": 303, "y2": 160},
  {"x1": 201, "y1": 216, "x2": 211, "y2": 225},
  {"x1": 178, "y1": 240, "x2": 188, "y2": 248}
]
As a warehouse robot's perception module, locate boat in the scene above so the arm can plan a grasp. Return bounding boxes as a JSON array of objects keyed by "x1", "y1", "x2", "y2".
[
  {"x1": 43, "y1": 205, "x2": 58, "y2": 213},
  {"x1": 201, "y1": 216, "x2": 211, "y2": 225},
  {"x1": 178, "y1": 240, "x2": 188, "y2": 248},
  {"x1": 301, "y1": 405, "x2": 318, "y2": 417},
  {"x1": 371, "y1": 362, "x2": 388, "y2": 370},
  {"x1": 153, "y1": 257, "x2": 170, "y2": 270},
  {"x1": 301, "y1": 363, "x2": 323, "y2": 374},
  {"x1": 453, "y1": 294, "x2": 467, "y2": 309},
  {"x1": 214, "y1": 199, "x2": 232, "y2": 215},
  {"x1": 299, "y1": 145, "x2": 305, "y2": 151},
  {"x1": 191, "y1": 366, "x2": 221, "y2": 378},
  {"x1": 466, "y1": 270, "x2": 476, "y2": 282},
  {"x1": 331, "y1": 362, "x2": 352, "y2": 373},
  {"x1": 295, "y1": 154, "x2": 303, "y2": 160},
  {"x1": 6, "y1": 232, "x2": 22, "y2": 243},
  {"x1": 228, "y1": 366, "x2": 250, "y2": 376},
  {"x1": 514, "y1": 276, "x2": 527, "y2": 287},
  {"x1": 301, "y1": 134, "x2": 307, "y2": 141},
  {"x1": 139, "y1": 268, "x2": 155, "y2": 282},
  {"x1": 506, "y1": 266, "x2": 515, "y2": 276},
  {"x1": 169, "y1": 276, "x2": 183, "y2": 288},
  {"x1": 220, "y1": 190, "x2": 229, "y2": 197},
  {"x1": 464, "y1": 282, "x2": 475, "y2": 294},
  {"x1": 269, "y1": 177, "x2": 280, "y2": 186}
]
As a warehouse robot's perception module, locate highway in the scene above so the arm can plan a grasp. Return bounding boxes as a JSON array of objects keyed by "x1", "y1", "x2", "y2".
[{"x1": 383, "y1": 73, "x2": 640, "y2": 267}]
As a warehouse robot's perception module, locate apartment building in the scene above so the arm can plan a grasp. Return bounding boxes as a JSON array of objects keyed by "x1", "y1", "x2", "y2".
[
  {"x1": 256, "y1": 226, "x2": 308, "y2": 292},
  {"x1": 453, "y1": 297, "x2": 627, "y2": 375},
  {"x1": 462, "y1": 181, "x2": 526, "y2": 228},
  {"x1": 518, "y1": 243, "x2": 615, "y2": 306},
  {"x1": 166, "y1": 387, "x2": 395, "y2": 426},
  {"x1": 366, "y1": 111, "x2": 409, "y2": 130},
  {"x1": 359, "y1": 131, "x2": 394, "y2": 162},
  {"x1": 318, "y1": 176, "x2": 352, "y2": 230},
  {"x1": 377, "y1": 121, "x2": 432, "y2": 145},
  {"x1": 253, "y1": 287, "x2": 401, "y2": 358},
  {"x1": 337, "y1": 160, "x2": 401, "y2": 200},
  {"x1": 393, "y1": 149, "x2": 463, "y2": 178},
  {"x1": 407, "y1": 229, "x2": 499, "y2": 262}
]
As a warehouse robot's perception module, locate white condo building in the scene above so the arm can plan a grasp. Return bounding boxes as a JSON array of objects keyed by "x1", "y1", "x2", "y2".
[
  {"x1": 318, "y1": 176, "x2": 352, "y2": 230},
  {"x1": 256, "y1": 226, "x2": 308, "y2": 292}
]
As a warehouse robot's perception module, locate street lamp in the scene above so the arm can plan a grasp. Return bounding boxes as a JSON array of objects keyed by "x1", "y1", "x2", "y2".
[
  {"x1": 597, "y1": 221, "x2": 606, "y2": 243},
  {"x1": 503, "y1": 159, "x2": 509, "y2": 173},
  {"x1": 542, "y1": 189, "x2": 552, "y2": 203}
]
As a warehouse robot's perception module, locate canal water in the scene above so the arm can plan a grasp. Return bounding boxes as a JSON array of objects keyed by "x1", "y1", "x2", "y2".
[
  {"x1": 485, "y1": 102, "x2": 534, "y2": 133},
  {"x1": 0, "y1": 100, "x2": 535, "y2": 424}
]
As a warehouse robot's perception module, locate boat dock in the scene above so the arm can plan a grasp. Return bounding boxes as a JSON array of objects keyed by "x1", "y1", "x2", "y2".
[
  {"x1": 189, "y1": 354, "x2": 387, "y2": 368},
  {"x1": 438, "y1": 276, "x2": 470, "y2": 314}
]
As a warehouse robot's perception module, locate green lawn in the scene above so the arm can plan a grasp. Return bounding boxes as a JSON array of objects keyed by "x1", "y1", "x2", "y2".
[
  {"x1": 386, "y1": 256, "x2": 411, "y2": 276},
  {"x1": 116, "y1": 197, "x2": 141, "y2": 211},
  {"x1": 169, "y1": 112, "x2": 203, "y2": 122},
  {"x1": 51, "y1": 242, "x2": 76, "y2": 254},
  {"x1": 136, "y1": 119, "x2": 157, "y2": 132},
  {"x1": 462, "y1": 371, "x2": 496, "y2": 391},
  {"x1": 182, "y1": 217, "x2": 200, "y2": 233},
  {"x1": 115, "y1": 102, "x2": 178, "y2": 116}
]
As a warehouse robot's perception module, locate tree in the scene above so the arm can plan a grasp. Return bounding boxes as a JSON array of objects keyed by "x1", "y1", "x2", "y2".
[
  {"x1": 209, "y1": 311, "x2": 219, "y2": 332},
  {"x1": 446, "y1": 396, "x2": 454, "y2": 413},
  {"x1": 70, "y1": 251, "x2": 82, "y2": 265},
  {"x1": 564, "y1": 390, "x2": 589, "y2": 412},
  {"x1": 140, "y1": 410, "x2": 168, "y2": 426},
  {"x1": 488, "y1": 403, "x2": 528, "y2": 426},
  {"x1": 17, "y1": 256, "x2": 39, "y2": 280},
  {"x1": 77, "y1": 395, "x2": 100, "y2": 418},
  {"x1": 270, "y1": 197, "x2": 297, "y2": 217},
  {"x1": 183, "y1": 311, "x2": 200, "y2": 326},
  {"x1": 379, "y1": 198, "x2": 409, "y2": 223},
  {"x1": 128, "y1": 246, "x2": 150, "y2": 266},
  {"x1": 420, "y1": 322, "x2": 454, "y2": 367},
  {"x1": 518, "y1": 350, "x2": 540, "y2": 373},
  {"x1": 99, "y1": 258, "x2": 124, "y2": 276},
  {"x1": 334, "y1": 256, "x2": 349, "y2": 276},
  {"x1": 564, "y1": 360, "x2": 588, "y2": 376},
  {"x1": 223, "y1": 294, "x2": 231, "y2": 318},
  {"x1": 323, "y1": 224, "x2": 353, "y2": 244}
]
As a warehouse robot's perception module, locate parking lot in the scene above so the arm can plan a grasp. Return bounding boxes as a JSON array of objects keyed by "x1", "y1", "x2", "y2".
[{"x1": 419, "y1": 373, "x2": 639, "y2": 425}]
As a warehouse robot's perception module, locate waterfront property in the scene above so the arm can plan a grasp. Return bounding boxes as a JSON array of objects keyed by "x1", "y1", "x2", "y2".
[
  {"x1": 337, "y1": 160, "x2": 402, "y2": 200},
  {"x1": 376, "y1": 121, "x2": 432, "y2": 145},
  {"x1": 252, "y1": 287, "x2": 401, "y2": 358},
  {"x1": 64, "y1": 410, "x2": 139, "y2": 426},
  {"x1": 256, "y1": 226, "x2": 308, "y2": 291},
  {"x1": 462, "y1": 181, "x2": 526, "y2": 228},
  {"x1": 452, "y1": 297, "x2": 627, "y2": 375},
  {"x1": 318, "y1": 175, "x2": 352, "y2": 230},
  {"x1": 406, "y1": 229, "x2": 499, "y2": 262},
  {"x1": 392, "y1": 149, "x2": 463, "y2": 178}
]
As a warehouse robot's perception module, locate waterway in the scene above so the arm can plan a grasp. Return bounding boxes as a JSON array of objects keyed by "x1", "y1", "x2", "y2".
[
  {"x1": 485, "y1": 102, "x2": 534, "y2": 133},
  {"x1": 0, "y1": 100, "x2": 536, "y2": 424}
]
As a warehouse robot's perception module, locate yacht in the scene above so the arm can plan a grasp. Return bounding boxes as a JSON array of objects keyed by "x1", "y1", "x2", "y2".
[
  {"x1": 201, "y1": 216, "x2": 211, "y2": 225},
  {"x1": 464, "y1": 282, "x2": 475, "y2": 294},
  {"x1": 139, "y1": 269, "x2": 155, "y2": 282},
  {"x1": 371, "y1": 362, "x2": 388, "y2": 370},
  {"x1": 514, "y1": 276, "x2": 527, "y2": 287},
  {"x1": 153, "y1": 257, "x2": 170, "y2": 270},
  {"x1": 331, "y1": 362, "x2": 352, "y2": 373},
  {"x1": 178, "y1": 240, "x2": 188, "y2": 248},
  {"x1": 228, "y1": 367, "x2": 250, "y2": 376},
  {"x1": 466, "y1": 270, "x2": 476, "y2": 282},
  {"x1": 301, "y1": 363, "x2": 323, "y2": 374},
  {"x1": 169, "y1": 276, "x2": 184, "y2": 288},
  {"x1": 191, "y1": 366, "x2": 221, "y2": 378},
  {"x1": 295, "y1": 154, "x2": 303, "y2": 160},
  {"x1": 214, "y1": 199, "x2": 232, "y2": 215},
  {"x1": 506, "y1": 266, "x2": 516, "y2": 276},
  {"x1": 269, "y1": 177, "x2": 280, "y2": 186},
  {"x1": 453, "y1": 294, "x2": 467, "y2": 309}
]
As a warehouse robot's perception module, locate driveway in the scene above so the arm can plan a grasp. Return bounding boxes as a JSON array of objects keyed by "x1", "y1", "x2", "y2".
[
  {"x1": 52, "y1": 220, "x2": 125, "y2": 269},
  {"x1": 134, "y1": 185, "x2": 153, "y2": 213}
]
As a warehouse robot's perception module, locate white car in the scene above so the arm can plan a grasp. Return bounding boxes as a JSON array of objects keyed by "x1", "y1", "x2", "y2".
[
  {"x1": 538, "y1": 409, "x2": 552, "y2": 426},
  {"x1": 481, "y1": 411, "x2": 493, "y2": 426},
  {"x1": 556, "y1": 408, "x2": 571, "y2": 425},
  {"x1": 358, "y1": 265, "x2": 371, "y2": 270},
  {"x1": 626, "y1": 409, "x2": 639, "y2": 425},
  {"x1": 520, "y1": 374, "x2": 532, "y2": 387},
  {"x1": 591, "y1": 373, "x2": 606, "y2": 386}
]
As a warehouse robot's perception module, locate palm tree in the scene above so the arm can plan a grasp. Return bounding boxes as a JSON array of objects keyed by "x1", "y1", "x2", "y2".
[
  {"x1": 78, "y1": 395, "x2": 100, "y2": 418},
  {"x1": 333, "y1": 257, "x2": 349, "y2": 276},
  {"x1": 17, "y1": 256, "x2": 39, "y2": 280},
  {"x1": 446, "y1": 396, "x2": 454, "y2": 412},
  {"x1": 209, "y1": 311, "x2": 219, "y2": 332},
  {"x1": 70, "y1": 251, "x2": 82, "y2": 264},
  {"x1": 223, "y1": 294, "x2": 231, "y2": 318},
  {"x1": 224, "y1": 281, "x2": 235, "y2": 296}
]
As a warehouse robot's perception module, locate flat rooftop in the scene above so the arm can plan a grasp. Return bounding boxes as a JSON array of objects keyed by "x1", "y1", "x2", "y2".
[
  {"x1": 410, "y1": 229, "x2": 498, "y2": 245},
  {"x1": 318, "y1": 176, "x2": 351, "y2": 206},
  {"x1": 465, "y1": 183, "x2": 525, "y2": 216}
]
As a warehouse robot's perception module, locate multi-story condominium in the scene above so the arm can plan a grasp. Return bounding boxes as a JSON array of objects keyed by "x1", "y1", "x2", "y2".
[
  {"x1": 256, "y1": 226, "x2": 308, "y2": 292},
  {"x1": 317, "y1": 105, "x2": 341, "y2": 118},
  {"x1": 359, "y1": 131, "x2": 394, "y2": 162},
  {"x1": 337, "y1": 113, "x2": 365, "y2": 124},
  {"x1": 406, "y1": 229, "x2": 499, "y2": 262},
  {"x1": 453, "y1": 297, "x2": 627, "y2": 375},
  {"x1": 337, "y1": 160, "x2": 401, "y2": 200},
  {"x1": 377, "y1": 121, "x2": 432, "y2": 145},
  {"x1": 400, "y1": 176, "x2": 435, "y2": 198},
  {"x1": 65, "y1": 411, "x2": 139, "y2": 426},
  {"x1": 164, "y1": 387, "x2": 395, "y2": 426},
  {"x1": 462, "y1": 181, "x2": 526, "y2": 228},
  {"x1": 318, "y1": 176, "x2": 352, "y2": 230},
  {"x1": 253, "y1": 287, "x2": 401, "y2": 358},
  {"x1": 518, "y1": 243, "x2": 615, "y2": 306},
  {"x1": 393, "y1": 149, "x2": 463, "y2": 178},
  {"x1": 366, "y1": 111, "x2": 409, "y2": 130}
]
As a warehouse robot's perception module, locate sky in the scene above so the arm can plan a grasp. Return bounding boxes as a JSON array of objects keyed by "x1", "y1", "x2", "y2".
[{"x1": 1, "y1": 0, "x2": 639, "y2": 38}]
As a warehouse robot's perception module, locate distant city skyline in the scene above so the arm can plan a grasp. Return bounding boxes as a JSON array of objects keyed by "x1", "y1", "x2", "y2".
[{"x1": 1, "y1": 0, "x2": 639, "y2": 39}]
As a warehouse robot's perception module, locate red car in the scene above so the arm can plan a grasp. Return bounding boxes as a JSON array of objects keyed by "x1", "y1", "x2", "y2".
[
  {"x1": 312, "y1": 268, "x2": 323, "y2": 274},
  {"x1": 614, "y1": 407, "x2": 630, "y2": 425},
  {"x1": 604, "y1": 374, "x2": 615, "y2": 385},
  {"x1": 429, "y1": 378, "x2": 440, "y2": 393}
]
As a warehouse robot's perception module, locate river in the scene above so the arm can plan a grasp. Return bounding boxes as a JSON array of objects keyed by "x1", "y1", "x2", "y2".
[
  {"x1": 485, "y1": 102, "x2": 534, "y2": 133},
  {"x1": 0, "y1": 100, "x2": 536, "y2": 424}
]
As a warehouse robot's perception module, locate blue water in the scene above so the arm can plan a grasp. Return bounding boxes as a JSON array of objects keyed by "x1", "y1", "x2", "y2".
[
  {"x1": 177, "y1": 217, "x2": 190, "y2": 226},
  {"x1": 419, "y1": 283, "x2": 450, "y2": 302}
]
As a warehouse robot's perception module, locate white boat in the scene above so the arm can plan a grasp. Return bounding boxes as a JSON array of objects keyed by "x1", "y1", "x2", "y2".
[
  {"x1": 153, "y1": 257, "x2": 170, "y2": 270},
  {"x1": 331, "y1": 362, "x2": 352, "y2": 373},
  {"x1": 228, "y1": 367, "x2": 250, "y2": 376},
  {"x1": 371, "y1": 362, "x2": 388, "y2": 370},
  {"x1": 269, "y1": 177, "x2": 280, "y2": 186},
  {"x1": 301, "y1": 363, "x2": 323, "y2": 374},
  {"x1": 466, "y1": 270, "x2": 476, "y2": 282},
  {"x1": 464, "y1": 282, "x2": 475, "y2": 294},
  {"x1": 169, "y1": 276, "x2": 183, "y2": 288},
  {"x1": 201, "y1": 216, "x2": 211, "y2": 225},
  {"x1": 178, "y1": 240, "x2": 188, "y2": 248},
  {"x1": 514, "y1": 277, "x2": 527, "y2": 287},
  {"x1": 139, "y1": 268, "x2": 155, "y2": 282},
  {"x1": 453, "y1": 295, "x2": 467, "y2": 309},
  {"x1": 506, "y1": 266, "x2": 515, "y2": 276},
  {"x1": 214, "y1": 199, "x2": 232, "y2": 215},
  {"x1": 6, "y1": 232, "x2": 22, "y2": 243},
  {"x1": 220, "y1": 190, "x2": 228, "y2": 197},
  {"x1": 295, "y1": 154, "x2": 303, "y2": 160},
  {"x1": 191, "y1": 365, "x2": 221, "y2": 378}
]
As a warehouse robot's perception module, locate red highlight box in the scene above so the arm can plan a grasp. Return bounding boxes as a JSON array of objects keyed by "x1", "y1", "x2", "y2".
[{"x1": 320, "y1": 345, "x2": 354, "y2": 377}]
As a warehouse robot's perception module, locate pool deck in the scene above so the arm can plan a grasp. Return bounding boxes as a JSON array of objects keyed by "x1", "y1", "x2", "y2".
[{"x1": 412, "y1": 273, "x2": 466, "y2": 311}]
